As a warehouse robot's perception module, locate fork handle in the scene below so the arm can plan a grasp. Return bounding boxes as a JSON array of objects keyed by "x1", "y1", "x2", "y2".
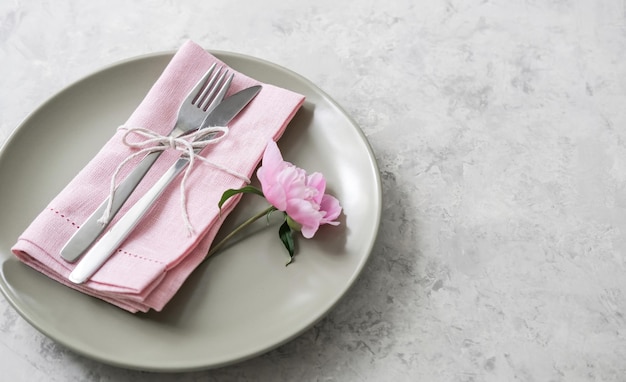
[
  {"x1": 59, "y1": 150, "x2": 163, "y2": 262},
  {"x1": 68, "y1": 156, "x2": 189, "y2": 284}
]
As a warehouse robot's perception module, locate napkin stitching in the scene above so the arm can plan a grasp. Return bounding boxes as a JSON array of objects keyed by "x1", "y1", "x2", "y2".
[
  {"x1": 48, "y1": 208, "x2": 80, "y2": 228},
  {"x1": 117, "y1": 249, "x2": 166, "y2": 265}
]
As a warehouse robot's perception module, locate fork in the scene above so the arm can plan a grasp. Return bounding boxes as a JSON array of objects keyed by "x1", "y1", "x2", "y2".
[{"x1": 60, "y1": 64, "x2": 234, "y2": 262}]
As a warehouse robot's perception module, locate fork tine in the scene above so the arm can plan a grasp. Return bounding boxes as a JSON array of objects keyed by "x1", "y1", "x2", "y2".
[
  {"x1": 194, "y1": 67, "x2": 223, "y2": 107},
  {"x1": 197, "y1": 69, "x2": 227, "y2": 111},
  {"x1": 201, "y1": 72, "x2": 234, "y2": 114},
  {"x1": 188, "y1": 63, "x2": 217, "y2": 105}
]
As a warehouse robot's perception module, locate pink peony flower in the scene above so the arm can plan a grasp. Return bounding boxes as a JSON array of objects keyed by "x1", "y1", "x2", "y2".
[
  {"x1": 257, "y1": 141, "x2": 342, "y2": 238},
  {"x1": 212, "y1": 140, "x2": 343, "y2": 264}
]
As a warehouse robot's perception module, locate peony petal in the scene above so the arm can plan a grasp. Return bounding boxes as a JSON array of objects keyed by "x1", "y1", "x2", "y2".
[
  {"x1": 320, "y1": 194, "x2": 342, "y2": 224},
  {"x1": 287, "y1": 199, "x2": 323, "y2": 238},
  {"x1": 286, "y1": 199, "x2": 320, "y2": 225},
  {"x1": 265, "y1": 184, "x2": 288, "y2": 211},
  {"x1": 300, "y1": 224, "x2": 318, "y2": 239},
  {"x1": 280, "y1": 168, "x2": 309, "y2": 201},
  {"x1": 263, "y1": 140, "x2": 284, "y2": 169},
  {"x1": 256, "y1": 166, "x2": 270, "y2": 190},
  {"x1": 258, "y1": 141, "x2": 285, "y2": 190},
  {"x1": 306, "y1": 172, "x2": 326, "y2": 204},
  {"x1": 307, "y1": 172, "x2": 326, "y2": 191}
]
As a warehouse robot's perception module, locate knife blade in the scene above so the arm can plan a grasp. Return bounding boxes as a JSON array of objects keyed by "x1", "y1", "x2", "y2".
[
  {"x1": 68, "y1": 85, "x2": 261, "y2": 284},
  {"x1": 61, "y1": 85, "x2": 262, "y2": 263}
]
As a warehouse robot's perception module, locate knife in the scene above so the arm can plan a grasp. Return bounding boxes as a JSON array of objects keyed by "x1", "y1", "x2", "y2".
[
  {"x1": 60, "y1": 66, "x2": 232, "y2": 263},
  {"x1": 68, "y1": 85, "x2": 261, "y2": 284},
  {"x1": 61, "y1": 85, "x2": 262, "y2": 264}
]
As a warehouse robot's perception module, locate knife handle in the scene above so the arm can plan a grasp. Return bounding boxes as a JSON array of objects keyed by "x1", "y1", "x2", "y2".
[
  {"x1": 68, "y1": 158, "x2": 189, "y2": 284},
  {"x1": 60, "y1": 150, "x2": 163, "y2": 262}
]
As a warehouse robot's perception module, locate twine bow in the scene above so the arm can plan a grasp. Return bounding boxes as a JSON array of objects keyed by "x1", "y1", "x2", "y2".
[{"x1": 99, "y1": 126, "x2": 250, "y2": 234}]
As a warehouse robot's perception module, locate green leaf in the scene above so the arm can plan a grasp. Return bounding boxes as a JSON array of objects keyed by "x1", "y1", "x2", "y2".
[
  {"x1": 278, "y1": 220, "x2": 295, "y2": 265},
  {"x1": 217, "y1": 186, "x2": 264, "y2": 210},
  {"x1": 286, "y1": 215, "x2": 301, "y2": 232}
]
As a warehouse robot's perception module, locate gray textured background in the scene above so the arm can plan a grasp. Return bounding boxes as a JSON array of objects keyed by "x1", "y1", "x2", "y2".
[{"x1": 2, "y1": 0, "x2": 626, "y2": 381}]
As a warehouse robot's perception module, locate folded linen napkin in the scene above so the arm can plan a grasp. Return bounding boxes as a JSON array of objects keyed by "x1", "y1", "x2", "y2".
[{"x1": 11, "y1": 41, "x2": 305, "y2": 313}]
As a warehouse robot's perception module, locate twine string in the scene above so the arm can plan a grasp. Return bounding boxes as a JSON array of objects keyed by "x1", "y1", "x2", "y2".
[{"x1": 98, "y1": 125, "x2": 250, "y2": 234}]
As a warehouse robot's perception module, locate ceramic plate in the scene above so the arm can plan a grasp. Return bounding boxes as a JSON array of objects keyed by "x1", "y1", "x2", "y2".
[{"x1": 0, "y1": 51, "x2": 381, "y2": 371}]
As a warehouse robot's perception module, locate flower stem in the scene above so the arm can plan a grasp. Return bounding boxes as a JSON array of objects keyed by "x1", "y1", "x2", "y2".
[{"x1": 205, "y1": 205, "x2": 277, "y2": 260}]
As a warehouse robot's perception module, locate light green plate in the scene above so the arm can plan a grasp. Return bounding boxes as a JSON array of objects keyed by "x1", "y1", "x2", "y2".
[{"x1": 0, "y1": 51, "x2": 381, "y2": 371}]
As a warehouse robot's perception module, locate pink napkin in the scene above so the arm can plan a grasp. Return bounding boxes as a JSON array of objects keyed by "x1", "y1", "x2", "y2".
[{"x1": 11, "y1": 41, "x2": 305, "y2": 313}]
